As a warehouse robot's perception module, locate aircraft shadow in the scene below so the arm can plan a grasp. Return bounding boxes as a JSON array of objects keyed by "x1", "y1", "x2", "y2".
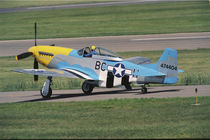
[
  {"x1": 142, "y1": 89, "x2": 181, "y2": 94},
  {"x1": 19, "y1": 87, "x2": 181, "y2": 102},
  {"x1": 20, "y1": 88, "x2": 139, "y2": 102}
]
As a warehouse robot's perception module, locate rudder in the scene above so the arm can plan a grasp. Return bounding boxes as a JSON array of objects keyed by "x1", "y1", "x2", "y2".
[{"x1": 157, "y1": 48, "x2": 178, "y2": 83}]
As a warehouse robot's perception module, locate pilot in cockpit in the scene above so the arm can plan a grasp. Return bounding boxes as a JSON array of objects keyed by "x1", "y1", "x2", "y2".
[{"x1": 84, "y1": 45, "x2": 97, "y2": 57}]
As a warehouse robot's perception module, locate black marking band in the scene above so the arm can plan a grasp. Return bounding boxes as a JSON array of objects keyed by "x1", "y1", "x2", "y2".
[
  {"x1": 39, "y1": 51, "x2": 54, "y2": 57},
  {"x1": 106, "y1": 72, "x2": 114, "y2": 88}
]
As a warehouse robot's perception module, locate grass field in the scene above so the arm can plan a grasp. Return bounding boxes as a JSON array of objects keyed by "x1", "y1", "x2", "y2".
[
  {"x1": 0, "y1": 97, "x2": 209, "y2": 138},
  {"x1": 1, "y1": 48, "x2": 210, "y2": 92},
  {"x1": 0, "y1": 0, "x2": 120, "y2": 9},
  {"x1": 0, "y1": 1, "x2": 209, "y2": 40}
]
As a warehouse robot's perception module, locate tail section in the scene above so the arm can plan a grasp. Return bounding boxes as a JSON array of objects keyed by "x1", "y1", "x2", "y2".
[
  {"x1": 157, "y1": 48, "x2": 178, "y2": 84},
  {"x1": 143, "y1": 48, "x2": 182, "y2": 84}
]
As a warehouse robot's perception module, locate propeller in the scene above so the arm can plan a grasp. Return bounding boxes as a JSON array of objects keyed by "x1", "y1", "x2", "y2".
[
  {"x1": 16, "y1": 52, "x2": 33, "y2": 61},
  {"x1": 33, "y1": 22, "x2": 39, "y2": 82},
  {"x1": 16, "y1": 22, "x2": 39, "y2": 82}
]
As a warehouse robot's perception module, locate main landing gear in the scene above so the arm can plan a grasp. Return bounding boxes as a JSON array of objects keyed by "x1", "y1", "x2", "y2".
[
  {"x1": 125, "y1": 83, "x2": 148, "y2": 94},
  {"x1": 141, "y1": 84, "x2": 148, "y2": 94},
  {"x1": 40, "y1": 78, "x2": 96, "y2": 98},
  {"x1": 124, "y1": 83, "x2": 132, "y2": 90},
  {"x1": 82, "y1": 81, "x2": 95, "y2": 95},
  {"x1": 40, "y1": 76, "x2": 52, "y2": 98},
  {"x1": 124, "y1": 83, "x2": 148, "y2": 94}
]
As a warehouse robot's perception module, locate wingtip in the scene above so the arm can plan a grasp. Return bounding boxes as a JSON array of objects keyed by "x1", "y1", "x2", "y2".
[{"x1": 11, "y1": 69, "x2": 17, "y2": 72}]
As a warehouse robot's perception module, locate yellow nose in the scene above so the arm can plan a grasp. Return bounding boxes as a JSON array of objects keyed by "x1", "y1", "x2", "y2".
[{"x1": 28, "y1": 46, "x2": 36, "y2": 54}]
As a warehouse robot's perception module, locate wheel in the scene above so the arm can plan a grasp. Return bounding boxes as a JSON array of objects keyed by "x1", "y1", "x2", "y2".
[
  {"x1": 124, "y1": 84, "x2": 132, "y2": 90},
  {"x1": 141, "y1": 87, "x2": 147, "y2": 94},
  {"x1": 82, "y1": 82, "x2": 94, "y2": 95},
  {"x1": 40, "y1": 87, "x2": 52, "y2": 98}
]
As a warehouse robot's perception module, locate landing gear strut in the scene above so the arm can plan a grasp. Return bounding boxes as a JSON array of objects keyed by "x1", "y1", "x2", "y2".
[
  {"x1": 82, "y1": 81, "x2": 94, "y2": 95},
  {"x1": 124, "y1": 83, "x2": 132, "y2": 90},
  {"x1": 141, "y1": 84, "x2": 148, "y2": 94},
  {"x1": 40, "y1": 76, "x2": 52, "y2": 98}
]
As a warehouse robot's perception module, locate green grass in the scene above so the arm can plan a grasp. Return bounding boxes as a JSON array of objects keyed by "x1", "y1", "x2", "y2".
[
  {"x1": 0, "y1": 1, "x2": 210, "y2": 40},
  {"x1": 1, "y1": 48, "x2": 210, "y2": 92},
  {"x1": 0, "y1": 97, "x2": 210, "y2": 138},
  {"x1": 0, "y1": 0, "x2": 118, "y2": 9}
]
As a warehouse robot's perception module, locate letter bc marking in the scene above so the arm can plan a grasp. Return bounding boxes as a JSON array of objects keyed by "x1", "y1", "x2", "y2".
[
  {"x1": 95, "y1": 61, "x2": 107, "y2": 71},
  {"x1": 95, "y1": 61, "x2": 101, "y2": 70}
]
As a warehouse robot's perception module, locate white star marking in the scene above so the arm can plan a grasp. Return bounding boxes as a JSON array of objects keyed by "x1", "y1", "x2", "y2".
[{"x1": 114, "y1": 64, "x2": 124, "y2": 76}]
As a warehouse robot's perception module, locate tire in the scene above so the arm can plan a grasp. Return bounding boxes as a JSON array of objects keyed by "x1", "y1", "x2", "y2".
[
  {"x1": 40, "y1": 87, "x2": 52, "y2": 98},
  {"x1": 141, "y1": 87, "x2": 147, "y2": 94},
  {"x1": 82, "y1": 82, "x2": 94, "y2": 95}
]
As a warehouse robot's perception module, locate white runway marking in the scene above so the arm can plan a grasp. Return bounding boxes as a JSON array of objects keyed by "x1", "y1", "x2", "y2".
[{"x1": 131, "y1": 36, "x2": 210, "y2": 41}]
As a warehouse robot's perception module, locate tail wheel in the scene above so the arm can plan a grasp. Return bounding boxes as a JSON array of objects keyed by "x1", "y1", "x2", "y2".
[
  {"x1": 82, "y1": 82, "x2": 94, "y2": 95},
  {"x1": 40, "y1": 87, "x2": 52, "y2": 98}
]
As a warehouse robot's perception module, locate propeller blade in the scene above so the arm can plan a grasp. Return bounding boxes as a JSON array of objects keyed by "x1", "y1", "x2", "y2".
[
  {"x1": 34, "y1": 58, "x2": 39, "y2": 82},
  {"x1": 34, "y1": 58, "x2": 38, "y2": 69},
  {"x1": 16, "y1": 52, "x2": 33, "y2": 61},
  {"x1": 34, "y1": 75, "x2": 38, "y2": 82},
  {"x1": 34, "y1": 22, "x2": 38, "y2": 82},
  {"x1": 34, "y1": 22, "x2": 37, "y2": 46}
]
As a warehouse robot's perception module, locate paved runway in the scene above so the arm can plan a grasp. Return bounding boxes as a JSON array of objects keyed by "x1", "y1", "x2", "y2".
[
  {"x1": 1, "y1": 32, "x2": 210, "y2": 56},
  {"x1": 0, "y1": 85, "x2": 209, "y2": 103}
]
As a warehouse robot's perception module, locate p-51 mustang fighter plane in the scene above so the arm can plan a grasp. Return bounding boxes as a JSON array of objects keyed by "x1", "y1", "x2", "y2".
[{"x1": 13, "y1": 23, "x2": 183, "y2": 98}]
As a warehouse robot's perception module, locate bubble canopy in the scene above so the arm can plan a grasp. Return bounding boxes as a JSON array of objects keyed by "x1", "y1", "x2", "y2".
[{"x1": 78, "y1": 47, "x2": 121, "y2": 58}]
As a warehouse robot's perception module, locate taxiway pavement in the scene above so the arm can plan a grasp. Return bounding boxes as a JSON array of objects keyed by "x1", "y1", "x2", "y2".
[
  {"x1": 0, "y1": 85, "x2": 209, "y2": 103},
  {"x1": 0, "y1": 32, "x2": 210, "y2": 56}
]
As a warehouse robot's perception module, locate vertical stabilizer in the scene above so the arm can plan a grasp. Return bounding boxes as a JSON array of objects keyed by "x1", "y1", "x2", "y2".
[{"x1": 157, "y1": 48, "x2": 178, "y2": 83}]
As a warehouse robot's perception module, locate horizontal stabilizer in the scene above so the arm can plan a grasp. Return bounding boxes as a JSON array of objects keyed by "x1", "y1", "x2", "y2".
[
  {"x1": 139, "y1": 69, "x2": 166, "y2": 77},
  {"x1": 178, "y1": 69, "x2": 184, "y2": 73}
]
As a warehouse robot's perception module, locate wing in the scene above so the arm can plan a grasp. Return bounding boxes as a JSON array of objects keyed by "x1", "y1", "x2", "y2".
[
  {"x1": 12, "y1": 69, "x2": 78, "y2": 78},
  {"x1": 124, "y1": 56, "x2": 153, "y2": 65},
  {"x1": 12, "y1": 68, "x2": 95, "y2": 80}
]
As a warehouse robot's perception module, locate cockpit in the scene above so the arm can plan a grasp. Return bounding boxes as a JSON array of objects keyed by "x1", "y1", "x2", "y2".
[
  {"x1": 77, "y1": 46, "x2": 122, "y2": 61},
  {"x1": 78, "y1": 47, "x2": 120, "y2": 58}
]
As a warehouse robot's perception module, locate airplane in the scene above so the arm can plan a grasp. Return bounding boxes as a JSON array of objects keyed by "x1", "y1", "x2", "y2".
[{"x1": 12, "y1": 23, "x2": 183, "y2": 98}]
